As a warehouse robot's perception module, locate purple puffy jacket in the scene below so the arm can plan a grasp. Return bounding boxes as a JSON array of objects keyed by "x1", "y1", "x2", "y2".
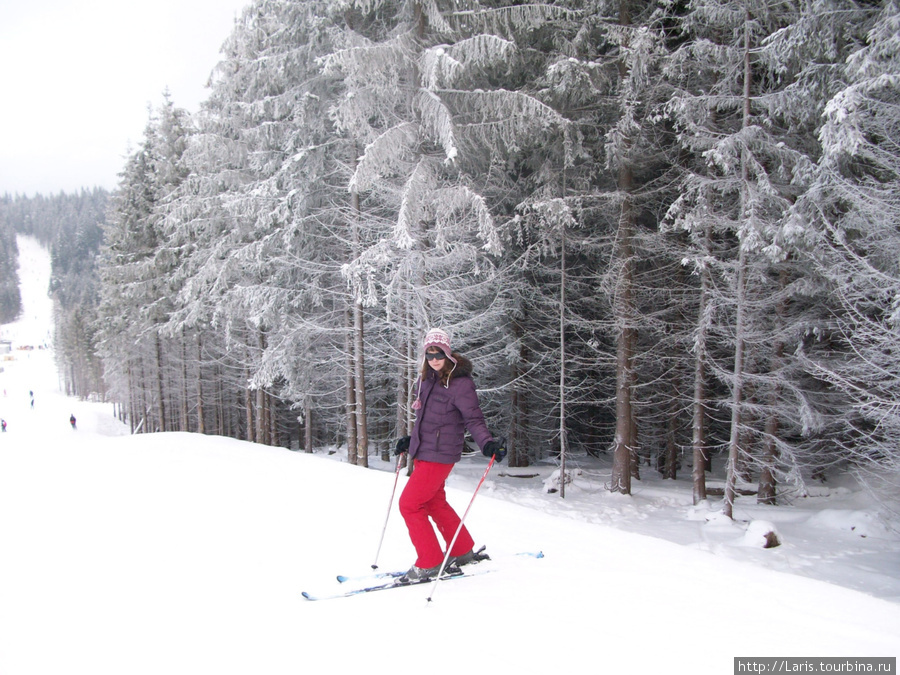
[{"x1": 409, "y1": 355, "x2": 493, "y2": 464}]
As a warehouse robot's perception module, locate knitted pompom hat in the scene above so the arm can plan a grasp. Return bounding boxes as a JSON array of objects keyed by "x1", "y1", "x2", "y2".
[
  {"x1": 423, "y1": 328, "x2": 457, "y2": 364},
  {"x1": 412, "y1": 328, "x2": 458, "y2": 406}
]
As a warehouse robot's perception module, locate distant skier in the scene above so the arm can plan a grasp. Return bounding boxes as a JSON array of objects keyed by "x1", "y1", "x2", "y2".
[
  {"x1": 1, "y1": 419, "x2": 6, "y2": 432},
  {"x1": 70, "y1": 414, "x2": 77, "y2": 430}
]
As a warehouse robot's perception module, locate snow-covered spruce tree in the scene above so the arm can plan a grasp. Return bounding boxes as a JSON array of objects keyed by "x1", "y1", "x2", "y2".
[
  {"x1": 664, "y1": 0, "x2": 824, "y2": 513},
  {"x1": 161, "y1": 0, "x2": 356, "y2": 449},
  {"x1": 511, "y1": 196, "x2": 597, "y2": 481},
  {"x1": 48, "y1": 190, "x2": 107, "y2": 399},
  {"x1": 96, "y1": 96, "x2": 194, "y2": 433},
  {"x1": 520, "y1": 0, "x2": 681, "y2": 495},
  {"x1": 791, "y1": 0, "x2": 900, "y2": 517},
  {"x1": 0, "y1": 214, "x2": 20, "y2": 324},
  {"x1": 146, "y1": 93, "x2": 197, "y2": 433},
  {"x1": 323, "y1": 0, "x2": 573, "y2": 462},
  {"x1": 97, "y1": 112, "x2": 166, "y2": 433},
  {"x1": 153, "y1": 80, "x2": 253, "y2": 438},
  {"x1": 743, "y1": 0, "x2": 878, "y2": 503},
  {"x1": 480, "y1": 0, "x2": 680, "y2": 480},
  {"x1": 600, "y1": 0, "x2": 678, "y2": 496},
  {"x1": 96, "y1": 144, "x2": 143, "y2": 430},
  {"x1": 165, "y1": 1, "x2": 291, "y2": 445},
  {"x1": 497, "y1": 5, "x2": 619, "y2": 473}
]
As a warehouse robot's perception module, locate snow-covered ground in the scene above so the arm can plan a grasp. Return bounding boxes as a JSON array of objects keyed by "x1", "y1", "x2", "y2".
[{"x1": 0, "y1": 235, "x2": 897, "y2": 675}]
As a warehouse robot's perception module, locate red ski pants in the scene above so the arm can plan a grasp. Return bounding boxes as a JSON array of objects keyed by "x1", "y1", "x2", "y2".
[{"x1": 398, "y1": 460, "x2": 475, "y2": 568}]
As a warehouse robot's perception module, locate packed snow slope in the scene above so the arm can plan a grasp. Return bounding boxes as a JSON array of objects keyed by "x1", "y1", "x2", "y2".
[{"x1": 0, "y1": 237, "x2": 898, "y2": 675}]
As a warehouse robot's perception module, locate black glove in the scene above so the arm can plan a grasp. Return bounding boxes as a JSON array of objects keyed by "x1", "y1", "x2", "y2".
[
  {"x1": 482, "y1": 437, "x2": 507, "y2": 463},
  {"x1": 394, "y1": 436, "x2": 411, "y2": 455}
]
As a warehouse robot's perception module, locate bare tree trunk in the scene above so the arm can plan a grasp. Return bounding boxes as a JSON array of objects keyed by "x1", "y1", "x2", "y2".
[
  {"x1": 128, "y1": 366, "x2": 137, "y2": 434},
  {"x1": 559, "y1": 217, "x2": 568, "y2": 498},
  {"x1": 407, "y1": 316, "x2": 416, "y2": 436},
  {"x1": 269, "y1": 392, "x2": 278, "y2": 447},
  {"x1": 304, "y1": 398, "x2": 313, "y2": 453},
  {"x1": 611, "y1": 168, "x2": 636, "y2": 495},
  {"x1": 724, "y1": 11, "x2": 753, "y2": 520},
  {"x1": 215, "y1": 364, "x2": 224, "y2": 436},
  {"x1": 345, "y1": 305, "x2": 358, "y2": 464},
  {"x1": 759, "y1": 414, "x2": 778, "y2": 505},
  {"x1": 155, "y1": 333, "x2": 166, "y2": 432},
  {"x1": 180, "y1": 328, "x2": 189, "y2": 431},
  {"x1": 245, "y1": 364, "x2": 255, "y2": 443},
  {"x1": 196, "y1": 333, "x2": 206, "y2": 434},
  {"x1": 692, "y1": 250, "x2": 710, "y2": 504},
  {"x1": 510, "y1": 359, "x2": 521, "y2": 467},
  {"x1": 349, "y1": 174, "x2": 369, "y2": 467},
  {"x1": 396, "y1": 313, "x2": 409, "y2": 447},
  {"x1": 255, "y1": 329, "x2": 269, "y2": 445},
  {"x1": 664, "y1": 392, "x2": 679, "y2": 480},
  {"x1": 759, "y1": 271, "x2": 786, "y2": 505},
  {"x1": 610, "y1": 0, "x2": 637, "y2": 495},
  {"x1": 724, "y1": 246, "x2": 748, "y2": 519},
  {"x1": 139, "y1": 358, "x2": 151, "y2": 432},
  {"x1": 509, "y1": 314, "x2": 530, "y2": 468},
  {"x1": 256, "y1": 388, "x2": 267, "y2": 445},
  {"x1": 629, "y1": 398, "x2": 640, "y2": 481},
  {"x1": 353, "y1": 298, "x2": 369, "y2": 467}
]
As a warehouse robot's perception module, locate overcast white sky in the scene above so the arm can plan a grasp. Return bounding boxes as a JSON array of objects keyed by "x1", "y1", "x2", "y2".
[{"x1": 0, "y1": 0, "x2": 250, "y2": 197}]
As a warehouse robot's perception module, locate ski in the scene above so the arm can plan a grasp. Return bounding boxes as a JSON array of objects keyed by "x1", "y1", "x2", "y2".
[
  {"x1": 302, "y1": 567, "x2": 492, "y2": 601},
  {"x1": 336, "y1": 549, "x2": 543, "y2": 585},
  {"x1": 336, "y1": 569, "x2": 405, "y2": 584}
]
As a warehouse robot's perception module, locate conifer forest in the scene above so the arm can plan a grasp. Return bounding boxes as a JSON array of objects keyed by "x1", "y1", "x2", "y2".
[{"x1": 1, "y1": 0, "x2": 899, "y2": 516}]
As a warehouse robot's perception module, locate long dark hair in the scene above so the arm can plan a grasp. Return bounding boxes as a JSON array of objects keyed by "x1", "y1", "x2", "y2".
[{"x1": 420, "y1": 351, "x2": 460, "y2": 387}]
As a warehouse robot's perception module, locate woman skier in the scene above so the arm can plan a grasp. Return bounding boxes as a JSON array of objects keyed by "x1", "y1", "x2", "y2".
[{"x1": 394, "y1": 328, "x2": 506, "y2": 582}]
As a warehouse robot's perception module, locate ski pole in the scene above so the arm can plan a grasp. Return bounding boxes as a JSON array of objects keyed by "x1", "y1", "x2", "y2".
[
  {"x1": 426, "y1": 454, "x2": 497, "y2": 603},
  {"x1": 372, "y1": 452, "x2": 405, "y2": 569}
]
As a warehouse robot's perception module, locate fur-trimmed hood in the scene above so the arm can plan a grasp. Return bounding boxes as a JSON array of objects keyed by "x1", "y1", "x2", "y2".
[
  {"x1": 417, "y1": 352, "x2": 472, "y2": 391},
  {"x1": 437, "y1": 352, "x2": 472, "y2": 381}
]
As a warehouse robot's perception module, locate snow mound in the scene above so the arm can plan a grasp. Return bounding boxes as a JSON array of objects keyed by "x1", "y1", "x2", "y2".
[
  {"x1": 703, "y1": 509, "x2": 741, "y2": 529},
  {"x1": 800, "y1": 485, "x2": 852, "y2": 498},
  {"x1": 542, "y1": 467, "x2": 583, "y2": 493},
  {"x1": 740, "y1": 520, "x2": 782, "y2": 549},
  {"x1": 806, "y1": 509, "x2": 892, "y2": 539}
]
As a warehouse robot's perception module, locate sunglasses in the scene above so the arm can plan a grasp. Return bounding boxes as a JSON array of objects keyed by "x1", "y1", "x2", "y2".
[{"x1": 425, "y1": 352, "x2": 446, "y2": 361}]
